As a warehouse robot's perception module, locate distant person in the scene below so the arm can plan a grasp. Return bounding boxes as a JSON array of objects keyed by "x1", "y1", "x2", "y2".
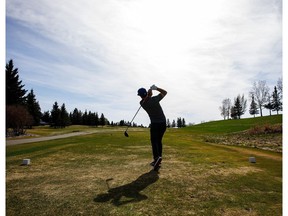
[{"x1": 137, "y1": 85, "x2": 167, "y2": 170}]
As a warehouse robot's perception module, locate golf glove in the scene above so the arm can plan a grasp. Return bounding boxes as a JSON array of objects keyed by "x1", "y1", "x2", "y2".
[{"x1": 150, "y1": 84, "x2": 157, "y2": 90}]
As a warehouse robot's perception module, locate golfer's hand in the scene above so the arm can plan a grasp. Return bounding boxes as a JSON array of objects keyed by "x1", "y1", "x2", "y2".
[{"x1": 150, "y1": 84, "x2": 158, "y2": 90}]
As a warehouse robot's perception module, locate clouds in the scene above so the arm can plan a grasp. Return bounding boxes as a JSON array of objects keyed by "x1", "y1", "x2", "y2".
[{"x1": 6, "y1": 0, "x2": 282, "y2": 125}]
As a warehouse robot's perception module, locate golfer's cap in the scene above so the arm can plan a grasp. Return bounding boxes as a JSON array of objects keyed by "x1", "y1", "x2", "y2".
[{"x1": 137, "y1": 88, "x2": 147, "y2": 97}]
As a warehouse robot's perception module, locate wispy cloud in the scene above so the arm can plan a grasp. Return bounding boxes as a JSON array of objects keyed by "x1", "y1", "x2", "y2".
[{"x1": 6, "y1": 0, "x2": 282, "y2": 125}]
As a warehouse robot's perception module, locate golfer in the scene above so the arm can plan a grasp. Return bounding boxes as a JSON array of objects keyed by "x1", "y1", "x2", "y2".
[{"x1": 137, "y1": 85, "x2": 167, "y2": 169}]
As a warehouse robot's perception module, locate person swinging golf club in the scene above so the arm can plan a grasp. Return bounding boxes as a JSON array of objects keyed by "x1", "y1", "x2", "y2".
[{"x1": 137, "y1": 85, "x2": 167, "y2": 170}]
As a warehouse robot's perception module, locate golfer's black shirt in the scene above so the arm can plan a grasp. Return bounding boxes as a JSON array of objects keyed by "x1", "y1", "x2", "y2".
[{"x1": 140, "y1": 94, "x2": 166, "y2": 123}]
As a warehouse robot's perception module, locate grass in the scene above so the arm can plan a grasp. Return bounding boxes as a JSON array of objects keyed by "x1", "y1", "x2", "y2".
[
  {"x1": 6, "y1": 115, "x2": 282, "y2": 215},
  {"x1": 7, "y1": 125, "x2": 104, "y2": 138}
]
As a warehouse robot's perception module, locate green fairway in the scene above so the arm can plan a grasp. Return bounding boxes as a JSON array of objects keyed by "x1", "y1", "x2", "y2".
[{"x1": 6, "y1": 116, "x2": 282, "y2": 215}]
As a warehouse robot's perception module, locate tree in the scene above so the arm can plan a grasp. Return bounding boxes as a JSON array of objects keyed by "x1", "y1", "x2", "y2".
[
  {"x1": 42, "y1": 111, "x2": 51, "y2": 123},
  {"x1": 171, "y1": 120, "x2": 176, "y2": 128},
  {"x1": 70, "y1": 108, "x2": 82, "y2": 125},
  {"x1": 100, "y1": 113, "x2": 106, "y2": 126},
  {"x1": 249, "y1": 94, "x2": 259, "y2": 117},
  {"x1": 271, "y1": 86, "x2": 282, "y2": 114},
  {"x1": 6, "y1": 59, "x2": 27, "y2": 105},
  {"x1": 26, "y1": 89, "x2": 42, "y2": 126},
  {"x1": 60, "y1": 103, "x2": 70, "y2": 127},
  {"x1": 182, "y1": 118, "x2": 186, "y2": 127},
  {"x1": 51, "y1": 102, "x2": 61, "y2": 128},
  {"x1": 264, "y1": 94, "x2": 273, "y2": 116},
  {"x1": 219, "y1": 98, "x2": 231, "y2": 120},
  {"x1": 177, "y1": 117, "x2": 182, "y2": 128},
  {"x1": 250, "y1": 81, "x2": 269, "y2": 117},
  {"x1": 94, "y1": 112, "x2": 99, "y2": 126},
  {"x1": 277, "y1": 77, "x2": 282, "y2": 100},
  {"x1": 6, "y1": 105, "x2": 33, "y2": 136},
  {"x1": 231, "y1": 94, "x2": 247, "y2": 119},
  {"x1": 166, "y1": 119, "x2": 171, "y2": 128}
]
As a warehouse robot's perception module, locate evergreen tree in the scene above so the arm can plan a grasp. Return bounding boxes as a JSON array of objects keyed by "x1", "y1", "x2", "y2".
[
  {"x1": 271, "y1": 86, "x2": 282, "y2": 114},
  {"x1": 70, "y1": 108, "x2": 82, "y2": 125},
  {"x1": 6, "y1": 59, "x2": 27, "y2": 105},
  {"x1": 42, "y1": 111, "x2": 51, "y2": 123},
  {"x1": 264, "y1": 94, "x2": 273, "y2": 116},
  {"x1": 182, "y1": 118, "x2": 186, "y2": 127},
  {"x1": 249, "y1": 94, "x2": 259, "y2": 117},
  {"x1": 51, "y1": 102, "x2": 61, "y2": 127},
  {"x1": 82, "y1": 110, "x2": 88, "y2": 125},
  {"x1": 95, "y1": 112, "x2": 99, "y2": 126},
  {"x1": 166, "y1": 119, "x2": 171, "y2": 128},
  {"x1": 230, "y1": 106, "x2": 237, "y2": 119},
  {"x1": 26, "y1": 89, "x2": 42, "y2": 125},
  {"x1": 232, "y1": 94, "x2": 247, "y2": 119},
  {"x1": 177, "y1": 117, "x2": 182, "y2": 128},
  {"x1": 100, "y1": 113, "x2": 106, "y2": 126},
  {"x1": 60, "y1": 103, "x2": 70, "y2": 127},
  {"x1": 171, "y1": 120, "x2": 176, "y2": 128}
]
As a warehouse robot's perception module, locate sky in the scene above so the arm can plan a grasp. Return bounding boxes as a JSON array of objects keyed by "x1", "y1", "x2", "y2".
[{"x1": 5, "y1": 0, "x2": 283, "y2": 126}]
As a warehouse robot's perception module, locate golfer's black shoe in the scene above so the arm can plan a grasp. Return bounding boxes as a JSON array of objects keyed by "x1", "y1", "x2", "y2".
[{"x1": 153, "y1": 157, "x2": 162, "y2": 170}]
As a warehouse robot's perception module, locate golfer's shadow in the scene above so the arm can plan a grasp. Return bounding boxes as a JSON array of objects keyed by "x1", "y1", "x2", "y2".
[{"x1": 94, "y1": 170, "x2": 159, "y2": 206}]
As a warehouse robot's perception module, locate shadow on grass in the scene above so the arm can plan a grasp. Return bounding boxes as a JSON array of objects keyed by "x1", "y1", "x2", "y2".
[{"x1": 94, "y1": 170, "x2": 159, "y2": 206}]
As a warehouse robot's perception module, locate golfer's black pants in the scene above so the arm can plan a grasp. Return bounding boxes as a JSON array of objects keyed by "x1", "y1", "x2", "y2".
[{"x1": 150, "y1": 122, "x2": 166, "y2": 160}]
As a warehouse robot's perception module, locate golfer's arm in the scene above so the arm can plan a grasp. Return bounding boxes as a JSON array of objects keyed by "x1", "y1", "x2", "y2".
[{"x1": 156, "y1": 87, "x2": 167, "y2": 97}]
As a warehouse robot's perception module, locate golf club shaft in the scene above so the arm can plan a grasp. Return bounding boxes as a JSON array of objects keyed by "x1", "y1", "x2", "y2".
[{"x1": 125, "y1": 105, "x2": 142, "y2": 132}]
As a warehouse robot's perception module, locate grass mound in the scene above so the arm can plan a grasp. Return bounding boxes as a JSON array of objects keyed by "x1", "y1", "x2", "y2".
[{"x1": 185, "y1": 115, "x2": 282, "y2": 152}]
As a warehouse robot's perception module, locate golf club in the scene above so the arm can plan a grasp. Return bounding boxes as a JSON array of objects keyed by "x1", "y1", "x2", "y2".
[{"x1": 124, "y1": 105, "x2": 142, "y2": 137}]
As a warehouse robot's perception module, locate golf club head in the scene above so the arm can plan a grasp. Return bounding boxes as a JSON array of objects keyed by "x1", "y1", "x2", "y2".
[{"x1": 124, "y1": 131, "x2": 129, "y2": 137}]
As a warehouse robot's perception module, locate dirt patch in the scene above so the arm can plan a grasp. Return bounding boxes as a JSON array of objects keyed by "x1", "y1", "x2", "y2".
[{"x1": 204, "y1": 133, "x2": 282, "y2": 153}]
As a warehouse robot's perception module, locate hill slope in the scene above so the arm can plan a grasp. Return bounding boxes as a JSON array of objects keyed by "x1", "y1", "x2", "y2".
[{"x1": 181, "y1": 115, "x2": 282, "y2": 152}]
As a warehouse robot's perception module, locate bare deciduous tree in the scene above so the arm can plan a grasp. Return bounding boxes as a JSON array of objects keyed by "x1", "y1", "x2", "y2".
[
  {"x1": 6, "y1": 105, "x2": 33, "y2": 136},
  {"x1": 250, "y1": 80, "x2": 269, "y2": 117},
  {"x1": 219, "y1": 98, "x2": 231, "y2": 120}
]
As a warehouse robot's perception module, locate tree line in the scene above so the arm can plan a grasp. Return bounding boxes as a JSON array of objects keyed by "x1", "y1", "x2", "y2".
[
  {"x1": 117, "y1": 117, "x2": 187, "y2": 128},
  {"x1": 41, "y1": 105, "x2": 109, "y2": 128},
  {"x1": 219, "y1": 79, "x2": 282, "y2": 120},
  {"x1": 6, "y1": 59, "x2": 110, "y2": 136}
]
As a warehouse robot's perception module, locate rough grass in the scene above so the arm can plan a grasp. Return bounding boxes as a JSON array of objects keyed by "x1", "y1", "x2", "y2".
[
  {"x1": 6, "y1": 116, "x2": 282, "y2": 215},
  {"x1": 188, "y1": 115, "x2": 283, "y2": 153}
]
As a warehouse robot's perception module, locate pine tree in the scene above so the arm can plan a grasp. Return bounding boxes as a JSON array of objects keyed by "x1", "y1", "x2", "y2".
[
  {"x1": 60, "y1": 103, "x2": 70, "y2": 127},
  {"x1": 70, "y1": 108, "x2": 82, "y2": 125},
  {"x1": 6, "y1": 59, "x2": 27, "y2": 105},
  {"x1": 100, "y1": 113, "x2": 106, "y2": 126},
  {"x1": 249, "y1": 94, "x2": 259, "y2": 117},
  {"x1": 42, "y1": 111, "x2": 51, "y2": 123},
  {"x1": 26, "y1": 89, "x2": 42, "y2": 125},
  {"x1": 182, "y1": 118, "x2": 186, "y2": 127},
  {"x1": 271, "y1": 86, "x2": 282, "y2": 114},
  {"x1": 51, "y1": 102, "x2": 61, "y2": 128},
  {"x1": 166, "y1": 119, "x2": 171, "y2": 128},
  {"x1": 95, "y1": 112, "x2": 99, "y2": 126},
  {"x1": 177, "y1": 117, "x2": 182, "y2": 128},
  {"x1": 264, "y1": 94, "x2": 273, "y2": 116},
  {"x1": 171, "y1": 120, "x2": 176, "y2": 128},
  {"x1": 232, "y1": 94, "x2": 247, "y2": 119}
]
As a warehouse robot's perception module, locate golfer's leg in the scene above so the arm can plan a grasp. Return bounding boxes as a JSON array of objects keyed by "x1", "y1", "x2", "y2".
[
  {"x1": 157, "y1": 123, "x2": 166, "y2": 157},
  {"x1": 150, "y1": 125, "x2": 158, "y2": 160}
]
